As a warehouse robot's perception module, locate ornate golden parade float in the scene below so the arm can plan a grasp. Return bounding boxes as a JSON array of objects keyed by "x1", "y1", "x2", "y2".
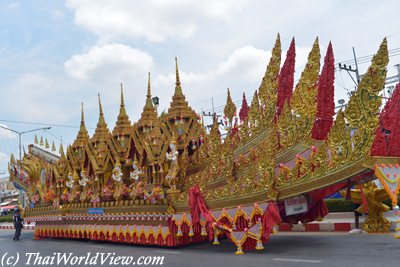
[{"x1": 8, "y1": 35, "x2": 400, "y2": 253}]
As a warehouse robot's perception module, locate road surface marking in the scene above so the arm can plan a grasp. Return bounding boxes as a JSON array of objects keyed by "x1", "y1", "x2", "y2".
[
  {"x1": 88, "y1": 245, "x2": 104, "y2": 248},
  {"x1": 153, "y1": 250, "x2": 181, "y2": 254},
  {"x1": 273, "y1": 258, "x2": 322, "y2": 263},
  {"x1": 46, "y1": 241, "x2": 64, "y2": 244}
]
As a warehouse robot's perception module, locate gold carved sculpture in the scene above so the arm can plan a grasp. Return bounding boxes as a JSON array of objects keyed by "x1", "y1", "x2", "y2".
[{"x1": 343, "y1": 182, "x2": 391, "y2": 233}]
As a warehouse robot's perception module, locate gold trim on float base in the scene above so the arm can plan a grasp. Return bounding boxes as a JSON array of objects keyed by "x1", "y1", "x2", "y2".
[
  {"x1": 277, "y1": 159, "x2": 367, "y2": 200},
  {"x1": 173, "y1": 158, "x2": 369, "y2": 212}
]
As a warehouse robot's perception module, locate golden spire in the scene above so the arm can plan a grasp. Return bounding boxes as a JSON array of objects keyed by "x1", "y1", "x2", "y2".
[
  {"x1": 138, "y1": 72, "x2": 158, "y2": 127},
  {"x1": 258, "y1": 33, "x2": 281, "y2": 123},
  {"x1": 51, "y1": 141, "x2": 56, "y2": 152},
  {"x1": 113, "y1": 84, "x2": 131, "y2": 136},
  {"x1": 249, "y1": 90, "x2": 261, "y2": 129},
  {"x1": 98, "y1": 93, "x2": 104, "y2": 116},
  {"x1": 59, "y1": 143, "x2": 65, "y2": 157},
  {"x1": 166, "y1": 58, "x2": 196, "y2": 119},
  {"x1": 120, "y1": 83, "x2": 125, "y2": 108},
  {"x1": 34, "y1": 134, "x2": 38, "y2": 144},
  {"x1": 345, "y1": 37, "x2": 388, "y2": 129},
  {"x1": 145, "y1": 72, "x2": 153, "y2": 108},
  {"x1": 224, "y1": 88, "x2": 236, "y2": 124},
  {"x1": 45, "y1": 138, "x2": 50, "y2": 149},
  {"x1": 343, "y1": 38, "x2": 388, "y2": 155},
  {"x1": 92, "y1": 93, "x2": 110, "y2": 143},
  {"x1": 81, "y1": 102, "x2": 84, "y2": 124},
  {"x1": 40, "y1": 136, "x2": 44, "y2": 146},
  {"x1": 72, "y1": 102, "x2": 90, "y2": 148},
  {"x1": 291, "y1": 37, "x2": 320, "y2": 117},
  {"x1": 175, "y1": 57, "x2": 182, "y2": 95},
  {"x1": 286, "y1": 37, "x2": 320, "y2": 142},
  {"x1": 80, "y1": 102, "x2": 88, "y2": 133}
]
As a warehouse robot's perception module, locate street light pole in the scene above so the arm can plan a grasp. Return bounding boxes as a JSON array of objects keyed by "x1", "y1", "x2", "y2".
[
  {"x1": 0, "y1": 125, "x2": 51, "y2": 161},
  {"x1": 0, "y1": 125, "x2": 51, "y2": 209}
]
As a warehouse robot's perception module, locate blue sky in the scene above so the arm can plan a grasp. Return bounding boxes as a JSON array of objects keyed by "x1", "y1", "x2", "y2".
[{"x1": 1, "y1": 0, "x2": 400, "y2": 177}]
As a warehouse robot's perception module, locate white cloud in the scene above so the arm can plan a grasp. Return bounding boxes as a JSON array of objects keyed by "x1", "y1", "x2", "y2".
[
  {"x1": 64, "y1": 44, "x2": 153, "y2": 82},
  {"x1": 1, "y1": 72, "x2": 75, "y2": 123},
  {"x1": 156, "y1": 45, "x2": 268, "y2": 85},
  {"x1": 216, "y1": 45, "x2": 270, "y2": 81},
  {"x1": 156, "y1": 71, "x2": 213, "y2": 86},
  {"x1": 66, "y1": 0, "x2": 248, "y2": 42},
  {"x1": 156, "y1": 45, "x2": 312, "y2": 93}
]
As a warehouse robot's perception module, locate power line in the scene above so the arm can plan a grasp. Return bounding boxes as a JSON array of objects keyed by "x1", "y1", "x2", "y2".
[
  {"x1": 202, "y1": 96, "x2": 254, "y2": 114},
  {"x1": 338, "y1": 48, "x2": 400, "y2": 65},
  {"x1": 45, "y1": 130, "x2": 63, "y2": 143},
  {"x1": 0, "y1": 119, "x2": 95, "y2": 130}
]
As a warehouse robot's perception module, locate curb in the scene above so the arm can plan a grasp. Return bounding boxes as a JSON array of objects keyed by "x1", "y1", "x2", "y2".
[
  {"x1": 278, "y1": 223, "x2": 354, "y2": 232},
  {"x1": 0, "y1": 224, "x2": 35, "y2": 231},
  {"x1": 278, "y1": 221, "x2": 397, "y2": 232}
]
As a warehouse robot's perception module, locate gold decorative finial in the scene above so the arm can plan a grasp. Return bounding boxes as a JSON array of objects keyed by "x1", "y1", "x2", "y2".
[
  {"x1": 164, "y1": 56, "x2": 198, "y2": 151},
  {"x1": 40, "y1": 136, "x2": 44, "y2": 146},
  {"x1": 342, "y1": 37, "x2": 388, "y2": 156},
  {"x1": 291, "y1": 36, "x2": 320, "y2": 119},
  {"x1": 113, "y1": 84, "x2": 131, "y2": 137},
  {"x1": 175, "y1": 57, "x2": 181, "y2": 87},
  {"x1": 145, "y1": 72, "x2": 153, "y2": 108},
  {"x1": 92, "y1": 93, "x2": 110, "y2": 145},
  {"x1": 81, "y1": 102, "x2": 85, "y2": 125},
  {"x1": 34, "y1": 134, "x2": 38, "y2": 144},
  {"x1": 258, "y1": 32, "x2": 281, "y2": 124},
  {"x1": 72, "y1": 102, "x2": 90, "y2": 148},
  {"x1": 224, "y1": 88, "x2": 236, "y2": 124},
  {"x1": 45, "y1": 138, "x2": 50, "y2": 149},
  {"x1": 59, "y1": 143, "x2": 65, "y2": 157},
  {"x1": 51, "y1": 141, "x2": 56, "y2": 152},
  {"x1": 147, "y1": 72, "x2": 151, "y2": 98},
  {"x1": 120, "y1": 83, "x2": 125, "y2": 108},
  {"x1": 98, "y1": 93, "x2": 104, "y2": 116},
  {"x1": 138, "y1": 72, "x2": 158, "y2": 127}
]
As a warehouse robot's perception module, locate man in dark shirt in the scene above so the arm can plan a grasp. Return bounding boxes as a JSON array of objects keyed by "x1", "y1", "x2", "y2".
[{"x1": 13, "y1": 209, "x2": 24, "y2": 241}]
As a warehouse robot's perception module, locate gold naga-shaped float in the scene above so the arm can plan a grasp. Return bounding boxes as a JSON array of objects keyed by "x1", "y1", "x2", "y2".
[{"x1": 9, "y1": 34, "x2": 400, "y2": 253}]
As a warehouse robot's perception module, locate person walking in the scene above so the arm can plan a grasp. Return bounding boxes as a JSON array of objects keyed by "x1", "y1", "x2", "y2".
[{"x1": 13, "y1": 209, "x2": 24, "y2": 241}]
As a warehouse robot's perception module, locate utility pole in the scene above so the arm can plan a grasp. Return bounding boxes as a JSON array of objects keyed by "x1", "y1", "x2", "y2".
[
  {"x1": 339, "y1": 47, "x2": 400, "y2": 100},
  {"x1": 338, "y1": 47, "x2": 361, "y2": 89},
  {"x1": 352, "y1": 47, "x2": 361, "y2": 84},
  {"x1": 202, "y1": 97, "x2": 224, "y2": 131}
]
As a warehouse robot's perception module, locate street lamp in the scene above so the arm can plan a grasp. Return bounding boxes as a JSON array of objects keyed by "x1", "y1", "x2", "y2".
[
  {"x1": 0, "y1": 125, "x2": 51, "y2": 209},
  {"x1": 0, "y1": 125, "x2": 51, "y2": 161}
]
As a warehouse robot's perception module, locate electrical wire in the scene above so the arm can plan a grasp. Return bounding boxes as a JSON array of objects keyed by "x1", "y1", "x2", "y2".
[
  {"x1": 338, "y1": 48, "x2": 400, "y2": 66},
  {"x1": 0, "y1": 119, "x2": 95, "y2": 129}
]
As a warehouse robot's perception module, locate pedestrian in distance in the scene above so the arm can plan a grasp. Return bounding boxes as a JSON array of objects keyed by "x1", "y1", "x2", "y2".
[{"x1": 13, "y1": 208, "x2": 24, "y2": 241}]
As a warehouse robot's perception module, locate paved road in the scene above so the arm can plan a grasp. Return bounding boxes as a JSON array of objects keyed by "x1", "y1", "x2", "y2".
[{"x1": 0, "y1": 230, "x2": 399, "y2": 267}]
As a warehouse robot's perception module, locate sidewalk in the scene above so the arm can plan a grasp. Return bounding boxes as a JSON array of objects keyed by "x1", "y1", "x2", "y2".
[{"x1": 278, "y1": 211, "x2": 398, "y2": 232}]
